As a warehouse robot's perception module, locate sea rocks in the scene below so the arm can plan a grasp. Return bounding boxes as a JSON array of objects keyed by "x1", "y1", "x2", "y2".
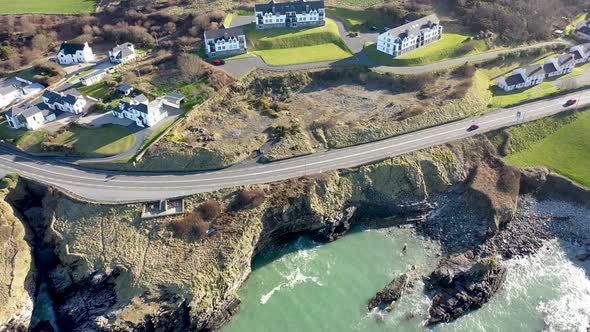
[
  {"x1": 367, "y1": 273, "x2": 411, "y2": 312},
  {"x1": 313, "y1": 206, "x2": 357, "y2": 242},
  {"x1": 425, "y1": 255, "x2": 507, "y2": 325}
]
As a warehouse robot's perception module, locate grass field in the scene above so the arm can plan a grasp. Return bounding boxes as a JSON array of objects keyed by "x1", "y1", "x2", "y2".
[
  {"x1": 326, "y1": 7, "x2": 388, "y2": 32},
  {"x1": 246, "y1": 18, "x2": 352, "y2": 65},
  {"x1": 504, "y1": 110, "x2": 590, "y2": 188},
  {"x1": 365, "y1": 33, "x2": 488, "y2": 66},
  {"x1": 51, "y1": 124, "x2": 136, "y2": 157},
  {"x1": 489, "y1": 82, "x2": 559, "y2": 108},
  {"x1": 0, "y1": 0, "x2": 97, "y2": 14},
  {"x1": 78, "y1": 82, "x2": 112, "y2": 99},
  {"x1": 254, "y1": 44, "x2": 353, "y2": 65}
]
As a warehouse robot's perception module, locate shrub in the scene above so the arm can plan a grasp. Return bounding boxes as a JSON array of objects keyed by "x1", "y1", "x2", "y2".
[
  {"x1": 198, "y1": 200, "x2": 222, "y2": 221},
  {"x1": 169, "y1": 212, "x2": 209, "y2": 241},
  {"x1": 233, "y1": 189, "x2": 266, "y2": 210}
]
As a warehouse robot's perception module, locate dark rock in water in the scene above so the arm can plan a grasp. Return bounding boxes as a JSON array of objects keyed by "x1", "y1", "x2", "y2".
[
  {"x1": 30, "y1": 320, "x2": 55, "y2": 332},
  {"x1": 576, "y1": 247, "x2": 590, "y2": 261},
  {"x1": 425, "y1": 255, "x2": 506, "y2": 325},
  {"x1": 313, "y1": 206, "x2": 357, "y2": 242},
  {"x1": 368, "y1": 274, "x2": 410, "y2": 312}
]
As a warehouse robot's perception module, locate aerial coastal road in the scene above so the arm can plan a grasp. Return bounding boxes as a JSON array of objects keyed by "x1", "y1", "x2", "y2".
[{"x1": 0, "y1": 89, "x2": 587, "y2": 203}]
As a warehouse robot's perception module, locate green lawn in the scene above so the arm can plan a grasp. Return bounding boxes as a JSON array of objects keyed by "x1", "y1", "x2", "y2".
[
  {"x1": 0, "y1": 119, "x2": 48, "y2": 152},
  {"x1": 0, "y1": 119, "x2": 26, "y2": 143},
  {"x1": 254, "y1": 44, "x2": 353, "y2": 65},
  {"x1": 78, "y1": 81, "x2": 112, "y2": 99},
  {"x1": 326, "y1": 7, "x2": 388, "y2": 32},
  {"x1": 566, "y1": 13, "x2": 588, "y2": 34},
  {"x1": 489, "y1": 82, "x2": 559, "y2": 108},
  {"x1": 51, "y1": 124, "x2": 136, "y2": 157},
  {"x1": 245, "y1": 18, "x2": 352, "y2": 65},
  {"x1": 0, "y1": 0, "x2": 97, "y2": 13},
  {"x1": 68, "y1": 69, "x2": 95, "y2": 83},
  {"x1": 505, "y1": 110, "x2": 590, "y2": 188},
  {"x1": 223, "y1": 13, "x2": 235, "y2": 27},
  {"x1": 365, "y1": 33, "x2": 488, "y2": 66}
]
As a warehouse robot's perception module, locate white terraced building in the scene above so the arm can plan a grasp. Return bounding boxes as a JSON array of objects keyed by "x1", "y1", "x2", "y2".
[
  {"x1": 112, "y1": 94, "x2": 168, "y2": 128},
  {"x1": 255, "y1": 0, "x2": 325, "y2": 29},
  {"x1": 5, "y1": 105, "x2": 56, "y2": 130},
  {"x1": 204, "y1": 27, "x2": 248, "y2": 58},
  {"x1": 42, "y1": 89, "x2": 87, "y2": 114},
  {"x1": 376, "y1": 14, "x2": 443, "y2": 57}
]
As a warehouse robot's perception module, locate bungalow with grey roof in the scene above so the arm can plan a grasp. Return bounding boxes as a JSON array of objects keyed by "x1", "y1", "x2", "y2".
[
  {"x1": 0, "y1": 85, "x2": 22, "y2": 109},
  {"x1": 376, "y1": 14, "x2": 443, "y2": 57},
  {"x1": 109, "y1": 43, "x2": 137, "y2": 64},
  {"x1": 569, "y1": 43, "x2": 590, "y2": 64},
  {"x1": 204, "y1": 27, "x2": 247, "y2": 58},
  {"x1": 255, "y1": 0, "x2": 325, "y2": 29},
  {"x1": 42, "y1": 88, "x2": 87, "y2": 114},
  {"x1": 496, "y1": 64, "x2": 546, "y2": 92},
  {"x1": 544, "y1": 54, "x2": 576, "y2": 78},
  {"x1": 80, "y1": 69, "x2": 108, "y2": 86},
  {"x1": 5, "y1": 105, "x2": 56, "y2": 130}
]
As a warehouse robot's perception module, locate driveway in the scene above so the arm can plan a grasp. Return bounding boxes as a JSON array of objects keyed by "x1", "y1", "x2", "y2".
[
  {"x1": 79, "y1": 112, "x2": 134, "y2": 127},
  {"x1": 228, "y1": 15, "x2": 254, "y2": 28}
]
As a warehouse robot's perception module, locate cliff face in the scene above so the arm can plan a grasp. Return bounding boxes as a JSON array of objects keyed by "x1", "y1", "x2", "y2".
[
  {"x1": 0, "y1": 136, "x2": 516, "y2": 331},
  {"x1": 0, "y1": 176, "x2": 35, "y2": 331}
]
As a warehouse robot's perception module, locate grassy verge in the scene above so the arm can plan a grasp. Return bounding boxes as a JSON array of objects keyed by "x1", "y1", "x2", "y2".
[
  {"x1": 68, "y1": 68, "x2": 95, "y2": 83},
  {"x1": 566, "y1": 13, "x2": 588, "y2": 34},
  {"x1": 0, "y1": 0, "x2": 97, "y2": 14},
  {"x1": 365, "y1": 33, "x2": 488, "y2": 66},
  {"x1": 51, "y1": 124, "x2": 136, "y2": 157},
  {"x1": 254, "y1": 44, "x2": 353, "y2": 65},
  {"x1": 489, "y1": 82, "x2": 559, "y2": 108},
  {"x1": 326, "y1": 7, "x2": 388, "y2": 32},
  {"x1": 502, "y1": 109, "x2": 590, "y2": 187},
  {"x1": 223, "y1": 13, "x2": 235, "y2": 27},
  {"x1": 245, "y1": 18, "x2": 352, "y2": 65}
]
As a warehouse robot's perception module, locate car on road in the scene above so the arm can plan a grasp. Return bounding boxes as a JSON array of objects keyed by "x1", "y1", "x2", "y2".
[
  {"x1": 564, "y1": 98, "x2": 577, "y2": 107},
  {"x1": 467, "y1": 124, "x2": 480, "y2": 132},
  {"x1": 211, "y1": 59, "x2": 225, "y2": 66}
]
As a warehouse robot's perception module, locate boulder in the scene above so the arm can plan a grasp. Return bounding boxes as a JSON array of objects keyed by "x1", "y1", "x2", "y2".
[{"x1": 367, "y1": 273, "x2": 410, "y2": 312}]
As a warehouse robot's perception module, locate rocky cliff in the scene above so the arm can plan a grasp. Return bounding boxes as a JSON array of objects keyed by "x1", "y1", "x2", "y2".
[
  {"x1": 0, "y1": 175, "x2": 35, "y2": 331},
  {"x1": 0, "y1": 135, "x2": 526, "y2": 331}
]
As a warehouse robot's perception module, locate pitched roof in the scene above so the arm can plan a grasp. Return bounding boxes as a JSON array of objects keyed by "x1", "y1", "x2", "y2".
[
  {"x1": 117, "y1": 84, "x2": 133, "y2": 92},
  {"x1": 20, "y1": 106, "x2": 44, "y2": 119},
  {"x1": 111, "y1": 42, "x2": 135, "y2": 59},
  {"x1": 6, "y1": 105, "x2": 26, "y2": 117},
  {"x1": 557, "y1": 53, "x2": 575, "y2": 66},
  {"x1": 204, "y1": 26, "x2": 245, "y2": 41},
  {"x1": 0, "y1": 85, "x2": 20, "y2": 96},
  {"x1": 42, "y1": 88, "x2": 83, "y2": 106},
  {"x1": 6, "y1": 105, "x2": 43, "y2": 119},
  {"x1": 133, "y1": 94, "x2": 149, "y2": 104},
  {"x1": 504, "y1": 74, "x2": 525, "y2": 86},
  {"x1": 255, "y1": 0, "x2": 324, "y2": 14},
  {"x1": 59, "y1": 42, "x2": 87, "y2": 55},
  {"x1": 543, "y1": 62, "x2": 558, "y2": 74},
  {"x1": 521, "y1": 64, "x2": 545, "y2": 77},
  {"x1": 384, "y1": 14, "x2": 440, "y2": 40}
]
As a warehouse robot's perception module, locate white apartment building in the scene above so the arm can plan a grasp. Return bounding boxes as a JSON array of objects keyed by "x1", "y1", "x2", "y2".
[
  {"x1": 204, "y1": 27, "x2": 248, "y2": 57},
  {"x1": 57, "y1": 42, "x2": 95, "y2": 65},
  {"x1": 376, "y1": 14, "x2": 443, "y2": 57},
  {"x1": 255, "y1": 0, "x2": 325, "y2": 29}
]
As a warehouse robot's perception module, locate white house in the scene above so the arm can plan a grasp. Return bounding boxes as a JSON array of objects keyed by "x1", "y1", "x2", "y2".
[
  {"x1": 544, "y1": 54, "x2": 576, "y2": 78},
  {"x1": 569, "y1": 43, "x2": 590, "y2": 64},
  {"x1": 377, "y1": 14, "x2": 443, "y2": 57},
  {"x1": 57, "y1": 42, "x2": 95, "y2": 65},
  {"x1": 80, "y1": 69, "x2": 107, "y2": 86},
  {"x1": 0, "y1": 85, "x2": 22, "y2": 109},
  {"x1": 112, "y1": 94, "x2": 168, "y2": 127},
  {"x1": 204, "y1": 27, "x2": 248, "y2": 57},
  {"x1": 109, "y1": 43, "x2": 137, "y2": 64},
  {"x1": 5, "y1": 105, "x2": 56, "y2": 130},
  {"x1": 496, "y1": 64, "x2": 546, "y2": 92},
  {"x1": 255, "y1": 0, "x2": 325, "y2": 29},
  {"x1": 42, "y1": 89, "x2": 87, "y2": 114}
]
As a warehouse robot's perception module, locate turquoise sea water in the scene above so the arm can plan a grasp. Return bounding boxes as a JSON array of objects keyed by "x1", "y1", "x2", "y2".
[{"x1": 223, "y1": 227, "x2": 590, "y2": 332}]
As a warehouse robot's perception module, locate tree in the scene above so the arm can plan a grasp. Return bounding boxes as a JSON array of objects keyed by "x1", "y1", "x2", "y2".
[
  {"x1": 163, "y1": 22, "x2": 176, "y2": 35},
  {"x1": 177, "y1": 53, "x2": 205, "y2": 82},
  {"x1": 198, "y1": 200, "x2": 222, "y2": 220},
  {"x1": 31, "y1": 34, "x2": 51, "y2": 52}
]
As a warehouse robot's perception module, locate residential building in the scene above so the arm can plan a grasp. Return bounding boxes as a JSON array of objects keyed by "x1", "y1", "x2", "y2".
[
  {"x1": 576, "y1": 19, "x2": 590, "y2": 40},
  {"x1": 42, "y1": 89, "x2": 87, "y2": 114},
  {"x1": 116, "y1": 84, "x2": 134, "y2": 96},
  {"x1": 80, "y1": 69, "x2": 107, "y2": 86},
  {"x1": 109, "y1": 43, "x2": 137, "y2": 64},
  {"x1": 254, "y1": 0, "x2": 325, "y2": 29},
  {"x1": 570, "y1": 43, "x2": 590, "y2": 64},
  {"x1": 544, "y1": 54, "x2": 576, "y2": 78},
  {"x1": 0, "y1": 85, "x2": 22, "y2": 109},
  {"x1": 376, "y1": 14, "x2": 443, "y2": 57},
  {"x1": 57, "y1": 42, "x2": 95, "y2": 65},
  {"x1": 22, "y1": 83, "x2": 45, "y2": 97},
  {"x1": 496, "y1": 64, "x2": 546, "y2": 92},
  {"x1": 112, "y1": 94, "x2": 168, "y2": 127},
  {"x1": 204, "y1": 27, "x2": 248, "y2": 57},
  {"x1": 162, "y1": 93, "x2": 185, "y2": 109},
  {"x1": 5, "y1": 105, "x2": 56, "y2": 130}
]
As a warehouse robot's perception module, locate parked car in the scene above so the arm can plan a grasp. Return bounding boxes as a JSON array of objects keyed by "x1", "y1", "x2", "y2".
[
  {"x1": 467, "y1": 124, "x2": 480, "y2": 132},
  {"x1": 370, "y1": 26, "x2": 379, "y2": 31},
  {"x1": 211, "y1": 59, "x2": 225, "y2": 66},
  {"x1": 564, "y1": 98, "x2": 577, "y2": 107},
  {"x1": 348, "y1": 32, "x2": 359, "y2": 37}
]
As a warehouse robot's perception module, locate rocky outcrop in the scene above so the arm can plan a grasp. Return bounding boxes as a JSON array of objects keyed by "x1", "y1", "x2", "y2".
[
  {"x1": 521, "y1": 167, "x2": 590, "y2": 208},
  {"x1": 0, "y1": 177, "x2": 35, "y2": 331},
  {"x1": 367, "y1": 273, "x2": 412, "y2": 312},
  {"x1": 465, "y1": 158, "x2": 521, "y2": 235},
  {"x1": 425, "y1": 254, "x2": 507, "y2": 325}
]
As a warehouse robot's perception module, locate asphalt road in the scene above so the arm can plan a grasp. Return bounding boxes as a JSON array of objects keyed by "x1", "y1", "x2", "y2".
[{"x1": 0, "y1": 89, "x2": 587, "y2": 204}]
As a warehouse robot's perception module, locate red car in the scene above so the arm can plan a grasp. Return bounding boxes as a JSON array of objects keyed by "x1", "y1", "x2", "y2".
[
  {"x1": 212, "y1": 59, "x2": 225, "y2": 66},
  {"x1": 467, "y1": 124, "x2": 480, "y2": 132},
  {"x1": 565, "y1": 98, "x2": 577, "y2": 106}
]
